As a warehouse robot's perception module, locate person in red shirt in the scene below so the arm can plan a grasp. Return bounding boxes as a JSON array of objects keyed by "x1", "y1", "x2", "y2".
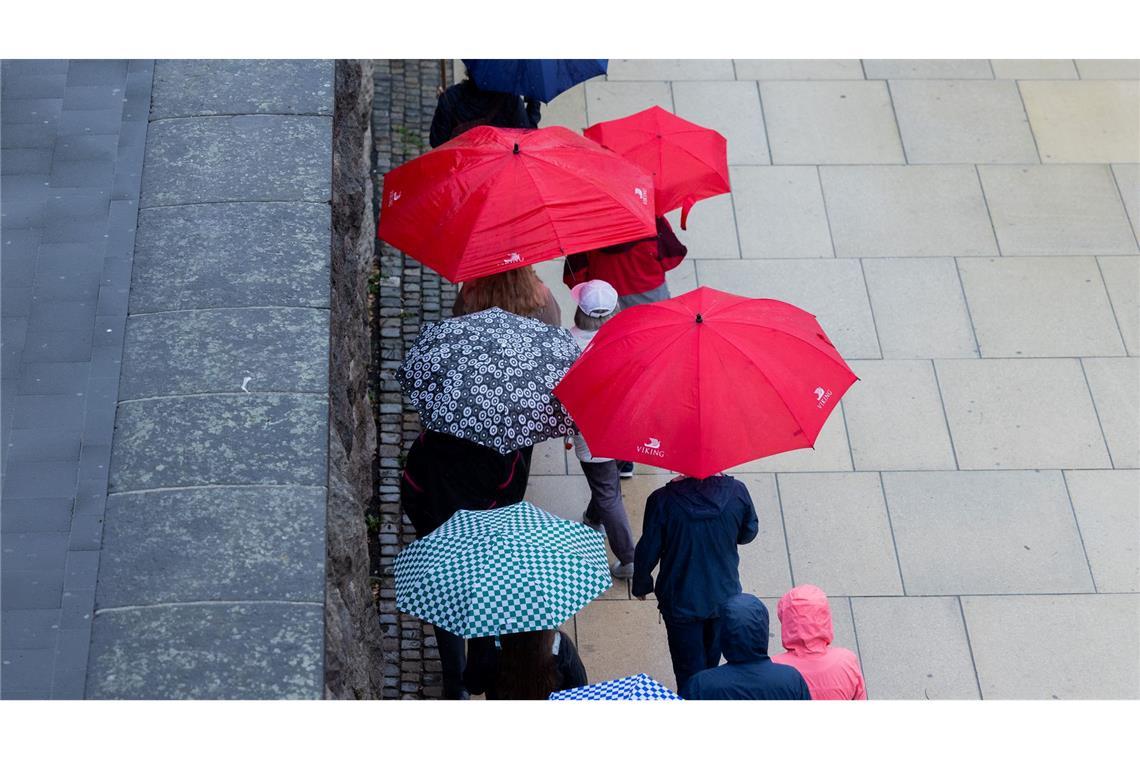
[
  {"x1": 562, "y1": 216, "x2": 687, "y2": 310},
  {"x1": 771, "y1": 584, "x2": 867, "y2": 700}
]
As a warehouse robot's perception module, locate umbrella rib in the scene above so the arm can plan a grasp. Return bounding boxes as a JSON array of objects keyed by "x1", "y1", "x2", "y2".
[
  {"x1": 705, "y1": 327, "x2": 815, "y2": 442},
  {"x1": 706, "y1": 315, "x2": 855, "y2": 376}
]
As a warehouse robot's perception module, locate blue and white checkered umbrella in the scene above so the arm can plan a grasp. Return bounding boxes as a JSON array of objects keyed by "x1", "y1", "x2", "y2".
[
  {"x1": 394, "y1": 501, "x2": 611, "y2": 638},
  {"x1": 549, "y1": 673, "x2": 682, "y2": 701}
]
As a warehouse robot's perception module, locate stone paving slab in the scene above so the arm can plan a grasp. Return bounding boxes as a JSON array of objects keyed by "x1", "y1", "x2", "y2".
[
  {"x1": 1064, "y1": 469, "x2": 1140, "y2": 592},
  {"x1": 989, "y1": 59, "x2": 1079, "y2": 79},
  {"x1": 760, "y1": 81, "x2": 904, "y2": 164},
  {"x1": 977, "y1": 165, "x2": 1138, "y2": 256},
  {"x1": 541, "y1": 84, "x2": 587, "y2": 132},
  {"x1": 957, "y1": 257, "x2": 1126, "y2": 358},
  {"x1": 728, "y1": 166, "x2": 832, "y2": 259},
  {"x1": 1097, "y1": 256, "x2": 1139, "y2": 356},
  {"x1": 733, "y1": 60, "x2": 864, "y2": 80},
  {"x1": 695, "y1": 258, "x2": 880, "y2": 359},
  {"x1": 97, "y1": 486, "x2": 326, "y2": 607},
  {"x1": 883, "y1": 470, "x2": 1095, "y2": 595},
  {"x1": 605, "y1": 59, "x2": 735, "y2": 81},
  {"x1": 862, "y1": 257, "x2": 979, "y2": 359},
  {"x1": 119, "y1": 307, "x2": 329, "y2": 399},
  {"x1": 820, "y1": 165, "x2": 998, "y2": 258},
  {"x1": 863, "y1": 59, "x2": 993, "y2": 79},
  {"x1": 131, "y1": 202, "x2": 331, "y2": 312},
  {"x1": 962, "y1": 594, "x2": 1140, "y2": 698},
  {"x1": 890, "y1": 80, "x2": 1038, "y2": 164},
  {"x1": 150, "y1": 60, "x2": 334, "y2": 119},
  {"x1": 722, "y1": 474, "x2": 793, "y2": 598},
  {"x1": 851, "y1": 596, "x2": 980, "y2": 699},
  {"x1": 87, "y1": 602, "x2": 324, "y2": 699},
  {"x1": 583, "y1": 81, "x2": 672, "y2": 126},
  {"x1": 778, "y1": 473, "x2": 902, "y2": 595},
  {"x1": 935, "y1": 358, "x2": 1111, "y2": 470},
  {"x1": 140, "y1": 115, "x2": 332, "y2": 206},
  {"x1": 1020, "y1": 80, "x2": 1140, "y2": 163},
  {"x1": 572, "y1": 599, "x2": 676, "y2": 691},
  {"x1": 1074, "y1": 60, "x2": 1140, "y2": 79},
  {"x1": 664, "y1": 193, "x2": 740, "y2": 259},
  {"x1": 843, "y1": 360, "x2": 957, "y2": 471},
  {"x1": 108, "y1": 394, "x2": 329, "y2": 492},
  {"x1": 672, "y1": 80, "x2": 770, "y2": 165},
  {"x1": 1081, "y1": 358, "x2": 1139, "y2": 468}
]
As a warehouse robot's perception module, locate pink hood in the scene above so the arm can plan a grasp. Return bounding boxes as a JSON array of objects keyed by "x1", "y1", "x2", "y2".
[{"x1": 777, "y1": 584, "x2": 833, "y2": 655}]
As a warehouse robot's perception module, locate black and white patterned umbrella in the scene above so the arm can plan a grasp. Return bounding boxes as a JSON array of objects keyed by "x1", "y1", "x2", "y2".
[{"x1": 399, "y1": 308, "x2": 580, "y2": 453}]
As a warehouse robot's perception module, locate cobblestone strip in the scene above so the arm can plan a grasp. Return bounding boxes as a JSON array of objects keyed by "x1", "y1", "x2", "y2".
[{"x1": 371, "y1": 59, "x2": 456, "y2": 699}]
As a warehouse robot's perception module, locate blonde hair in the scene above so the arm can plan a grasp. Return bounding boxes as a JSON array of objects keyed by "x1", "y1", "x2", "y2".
[{"x1": 463, "y1": 266, "x2": 547, "y2": 317}]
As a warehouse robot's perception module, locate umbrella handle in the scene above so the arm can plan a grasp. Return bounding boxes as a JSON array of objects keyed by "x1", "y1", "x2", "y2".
[{"x1": 680, "y1": 199, "x2": 694, "y2": 231}]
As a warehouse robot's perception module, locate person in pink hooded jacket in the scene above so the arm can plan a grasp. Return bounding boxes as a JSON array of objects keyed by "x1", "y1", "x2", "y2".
[{"x1": 771, "y1": 585, "x2": 867, "y2": 700}]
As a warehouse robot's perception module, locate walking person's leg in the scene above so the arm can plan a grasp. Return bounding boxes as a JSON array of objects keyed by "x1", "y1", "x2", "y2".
[
  {"x1": 663, "y1": 616, "x2": 709, "y2": 694},
  {"x1": 434, "y1": 626, "x2": 469, "y2": 699},
  {"x1": 579, "y1": 460, "x2": 635, "y2": 569}
]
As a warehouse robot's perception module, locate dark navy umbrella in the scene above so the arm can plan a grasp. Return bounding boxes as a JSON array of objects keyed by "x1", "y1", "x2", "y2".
[{"x1": 462, "y1": 59, "x2": 608, "y2": 103}]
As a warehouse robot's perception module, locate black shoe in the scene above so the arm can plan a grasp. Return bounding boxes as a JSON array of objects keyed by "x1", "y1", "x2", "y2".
[{"x1": 617, "y1": 460, "x2": 634, "y2": 479}]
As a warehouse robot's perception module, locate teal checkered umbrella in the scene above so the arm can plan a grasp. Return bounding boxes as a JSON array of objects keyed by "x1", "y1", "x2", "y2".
[{"x1": 394, "y1": 501, "x2": 611, "y2": 638}]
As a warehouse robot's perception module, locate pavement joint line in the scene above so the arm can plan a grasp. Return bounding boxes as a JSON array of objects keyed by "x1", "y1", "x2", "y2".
[
  {"x1": 877, "y1": 470, "x2": 909, "y2": 596},
  {"x1": 951, "y1": 257, "x2": 983, "y2": 357},
  {"x1": 94, "y1": 600, "x2": 324, "y2": 615},
  {"x1": 106, "y1": 483, "x2": 328, "y2": 497},
  {"x1": 115, "y1": 390, "x2": 329, "y2": 404},
  {"x1": 667, "y1": 79, "x2": 677, "y2": 113},
  {"x1": 883, "y1": 79, "x2": 910, "y2": 165},
  {"x1": 1059, "y1": 469, "x2": 1102, "y2": 594},
  {"x1": 859, "y1": 60, "x2": 869, "y2": 80},
  {"x1": 731, "y1": 59, "x2": 738, "y2": 81},
  {"x1": 145, "y1": 113, "x2": 334, "y2": 125},
  {"x1": 1076, "y1": 358, "x2": 1117, "y2": 470},
  {"x1": 1108, "y1": 166, "x2": 1140, "y2": 246},
  {"x1": 814, "y1": 165, "x2": 839, "y2": 258},
  {"x1": 856, "y1": 258, "x2": 885, "y2": 359},
  {"x1": 929, "y1": 360, "x2": 963, "y2": 471},
  {"x1": 772, "y1": 474, "x2": 797, "y2": 587},
  {"x1": 1014, "y1": 81, "x2": 1044, "y2": 164},
  {"x1": 1093, "y1": 257, "x2": 1131, "y2": 356},
  {"x1": 726, "y1": 179, "x2": 745, "y2": 261},
  {"x1": 839, "y1": 401, "x2": 857, "y2": 471},
  {"x1": 127, "y1": 305, "x2": 333, "y2": 318},
  {"x1": 957, "y1": 595, "x2": 985, "y2": 699},
  {"x1": 846, "y1": 596, "x2": 865, "y2": 667},
  {"x1": 973, "y1": 164, "x2": 1004, "y2": 257},
  {"x1": 139, "y1": 198, "x2": 332, "y2": 211},
  {"x1": 754, "y1": 80, "x2": 774, "y2": 167}
]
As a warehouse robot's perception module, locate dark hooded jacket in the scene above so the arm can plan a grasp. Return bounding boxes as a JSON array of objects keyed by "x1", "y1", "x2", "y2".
[
  {"x1": 681, "y1": 594, "x2": 812, "y2": 700},
  {"x1": 632, "y1": 475, "x2": 759, "y2": 621},
  {"x1": 400, "y1": 430, "x2": 529, "y2": 538},
  {"x1": 429, "y1": 79, "x2": 541, "y2": 148}
]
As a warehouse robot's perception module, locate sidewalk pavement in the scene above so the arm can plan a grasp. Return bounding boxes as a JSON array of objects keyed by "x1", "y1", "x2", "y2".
[{"x1": 530, "y1": 59, "x2": 1139, "y2": 699}]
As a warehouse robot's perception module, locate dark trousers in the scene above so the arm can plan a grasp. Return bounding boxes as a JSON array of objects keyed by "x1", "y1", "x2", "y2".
[
  {"x1": 663, "y1": 615, "x2": 722, "y2": 693},
  {"x1": 579, "y1": 459, "x2": 635, "y2": 564},
  {"x1": 435, "y1": 626, "x2": 467, "y2": 699}
]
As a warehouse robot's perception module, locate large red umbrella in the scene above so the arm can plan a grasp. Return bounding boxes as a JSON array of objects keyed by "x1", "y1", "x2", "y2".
[
  {"x1": 583, "y1": 106, "x2": 729, "y2": 230},
  {"x1": 553, "y1": 286, "x2": 858, "y2": 478},
  {"x1": 377, "y1": 126, "x2": 656, "y2": 283}
]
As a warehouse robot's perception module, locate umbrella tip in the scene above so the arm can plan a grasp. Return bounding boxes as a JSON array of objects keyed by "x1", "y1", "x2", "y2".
[
  {"x1": 513, "y1": 143, "x2": 520, "y2": 154},
  {"x1": 695, "y1": 313, "x2": 704, "y2": 324}
]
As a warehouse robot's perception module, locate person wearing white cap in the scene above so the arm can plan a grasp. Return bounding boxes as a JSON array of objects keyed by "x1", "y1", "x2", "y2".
[{"x1": 566, "y1": 280, "x2": 636, "y2": 579}]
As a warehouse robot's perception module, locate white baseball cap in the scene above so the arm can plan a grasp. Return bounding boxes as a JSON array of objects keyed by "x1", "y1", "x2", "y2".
[{"x1": 571, "y1": 280, "x2": 618, "y2": 318}]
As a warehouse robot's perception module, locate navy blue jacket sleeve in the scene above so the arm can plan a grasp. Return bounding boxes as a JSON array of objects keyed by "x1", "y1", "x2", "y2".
[
  {"x1": 632, "y1": 490, "x2": 664, "y2": 598},
  {"x1": 736, "y1": 482, "x2": 759, "y2": 545}
]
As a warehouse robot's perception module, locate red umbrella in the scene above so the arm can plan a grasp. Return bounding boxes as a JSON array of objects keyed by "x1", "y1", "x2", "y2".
[
  {"x1": 553, "y1": 287, "x2": 858, "y2": 478},
  {"x1": 377, "y1": 126, "x2": 656, "y2": 283},
  {"x1": 583, "y1": 106, "x2": 730, "y2": 230}
]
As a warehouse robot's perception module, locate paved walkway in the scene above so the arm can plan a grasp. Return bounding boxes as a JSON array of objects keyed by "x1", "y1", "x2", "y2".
[
  {"x1": 527, "y1": 59, "x2": 1139, "y2": 699},
  {"x1": 1, "y1": 59, "x2": 153, "y2": 699}
]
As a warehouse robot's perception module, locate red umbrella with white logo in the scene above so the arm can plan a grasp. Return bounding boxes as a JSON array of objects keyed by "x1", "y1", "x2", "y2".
[
  {"x1": 377, "y1": 125, "x2": 656, "y2": 283},
  {"x1": 553, "y1": 286, "x2": 858, "y2": 478}
]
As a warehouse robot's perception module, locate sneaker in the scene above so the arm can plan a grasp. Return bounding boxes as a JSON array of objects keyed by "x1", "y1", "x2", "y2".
[
  {"x1": 611, "y1": 560, "x2": 635, "y2": 579},
  {"x1": 617, "y1": 460, "x2": 634, "y2": 479},
  {"x1": 581, "y1": 512, "x2": 605, "y2": 535}
]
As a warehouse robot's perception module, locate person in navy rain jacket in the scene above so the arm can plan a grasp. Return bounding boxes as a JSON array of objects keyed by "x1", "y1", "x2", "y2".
[
  {"x1": 681, "y1": 593, "x2": 812, "y2": 700},
  {"x1": 632, "y1": 473, "x2": 759, "y2": 693}
]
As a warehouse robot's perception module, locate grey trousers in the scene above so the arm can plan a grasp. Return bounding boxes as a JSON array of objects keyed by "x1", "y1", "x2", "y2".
[
  {"x1": 579, "y1": 460, "x2": 635, "y2": 564},
  {"x1": 617, "y1": 282, "x2": 671, "y2": 310}
]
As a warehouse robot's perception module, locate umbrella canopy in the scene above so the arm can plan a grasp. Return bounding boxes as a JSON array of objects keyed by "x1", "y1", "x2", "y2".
[
  {"x1": 378, "y1": 125, "x2": 656, "y2": 283},
  {"x1": 394, "y1": 501, "x2": 612, "y2": 638},
  {"x1": 400, "y1": 307, "x2": 579, "y2": 454},
  {"x1": 554, "y1": 286, "x2": 858, "y2": 478},
  {"x1": 462, "y1": 59, "x2": 608, "y2": 103},
  {"x1": 549, "y1": 673, "x2": 682, "y2": 701},
  {"x1": 584, "y1": 106, "x2": 730, "y2": 230}
]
